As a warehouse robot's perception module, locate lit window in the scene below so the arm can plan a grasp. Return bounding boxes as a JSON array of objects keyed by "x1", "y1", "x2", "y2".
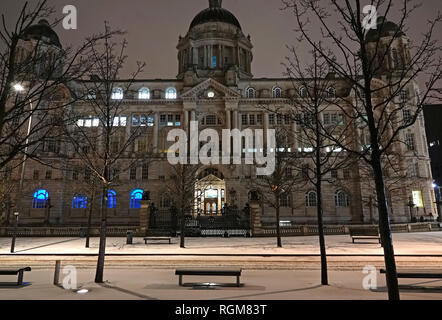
[
  {"x1": 208, "y1": 91, "x2": 215, "y2": 98},
  {"x1": 327, "y1": 87, "x2": 336, "y2": 99},
  {"x1": 299, "y1": 86, "x2": 307, "y2": 98},
  {"x1": 138, "y1": 87, "x2": 150, "y2": 100},
  {"x1": 33, "y1": 189, "x2": 49, "y2": 209},
  {"x1": 111, "y1": 87, "x2": 124, "y2": 100},
  {"x1": 107, "y1": 190, "x2": 117, "y2": 209},
  {"x1": 212, "y1": 56, "x2": 217, "y2": 67},
  {"x1": 72, "y1": 195, "x2": 88, "y2": 209},
  {"x1": 403, "y1": 109, "x2": 412, "y2": 124},
  {"x1": 77, "y1": 119, "x2": 84, "y2": 127},
  {"x1": 92, "y1": 118, "x2": 99, "y2": 127},
  {"x1": 148, "y1": 115, "x2": 155, "y2": 127},
  {"x1": 84, "y1": 119, "x2": 92, "y2": 127},
  {"x1": 405, "y1": 132, "x2": 415, "y2": 151},
  {"x1": 165, "y1": 87, "x2": 177, "y2": 100},
  {"x1": 130, "y1": 189, "x2": 144, "y2": 209}
]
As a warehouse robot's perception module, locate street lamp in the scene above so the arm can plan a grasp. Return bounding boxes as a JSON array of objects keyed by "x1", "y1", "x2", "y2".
[
  {"x1": 10, "y1": 212, "x2": 19, "y2": 253},
  {"x1": 432, "y1": 183, "x2": 442, "y2": 222},
  {"x1": 407, "y1": 197, "x2": 415, "y2": 223}
]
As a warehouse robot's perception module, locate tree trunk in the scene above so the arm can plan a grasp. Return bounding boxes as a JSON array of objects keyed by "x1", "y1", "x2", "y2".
[
  {"x1": 95, "y1": 186, "x2": 107, "y2": 283},
  {"x1": 85, "y1": 193, "x2": 94, "y2": 248},
  {"x1": 180, "y1": 209, "x2": 185, "y2": 248},
  {"x1": 316, "y1": 181, "x2": 328, "y2": 285},
  {"x1": 372, "y1": 156, "x2": 400, "y2": 300},
  {"x1": 275, "y1": 194, "x2": 282, "y2": 248}
]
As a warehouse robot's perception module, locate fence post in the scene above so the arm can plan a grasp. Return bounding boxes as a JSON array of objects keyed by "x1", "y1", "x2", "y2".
[{"x1": 53, "y1": 260, "x2": 61, "y2": 286}]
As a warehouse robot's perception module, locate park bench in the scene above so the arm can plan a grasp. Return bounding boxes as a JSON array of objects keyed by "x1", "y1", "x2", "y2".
[
  {"x1": 0, "y1": 267, "x2": 31, "y2": 287},
  {"x1": 144, "y1": 237, "x2": 172, "y2": 244},
  {"x1": 175, "y1": 268, "x2": 242, "y2": 287},
  {"x1": 380, "y1": 269, "x2": 442, "y2": 280},
  {"x1": 349, "y1": 227, "x2": 381, "y2": 244}
]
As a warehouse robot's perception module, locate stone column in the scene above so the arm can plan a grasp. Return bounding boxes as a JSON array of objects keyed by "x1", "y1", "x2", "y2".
[
  {"x1": 250, "y1": 200, "x2": 263, "y2": 236},
  {"x1": 264, "y1": 112, "x2": 269, "y2": 148},
  {"x1": 291, "y1": 119, "x2": 296, "y2": 151},
  {"x1": 138, "y1": 200, "x2": 150, "y2": 236},
  {"x1": 184, "y1": 110, "x2": 189, "y2": 132},
  {"x1": 226, "y1": 109, "x2": 231, "y2": 130},
  {"x1": 153, "y1": 112, "x2": 159, "y2": 153},
  {"x1": 233, "y1": 110, "x2": 238, "y2": 130}
]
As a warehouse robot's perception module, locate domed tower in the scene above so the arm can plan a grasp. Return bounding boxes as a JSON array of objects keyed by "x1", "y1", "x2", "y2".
[
  {"x1": 16, "y1": 19, "x2": 63, "y2": 79},
  {"x1": 365, "y1": 17, "x2": 411, "y2": 77},
  {"x1": 177, "y1": 0, "x2": 253, "y2": 86}
]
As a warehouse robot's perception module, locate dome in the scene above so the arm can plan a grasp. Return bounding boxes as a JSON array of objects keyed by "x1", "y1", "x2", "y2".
[
  {"x1": 21, "y1": 19, "x2": 62, "y2": 48},
  {"x1": 190, "y1": 1, "x2": 241, "y2": 30},
  {"x1": 366, "y1": 17, "x2": 405, "y2": 42}
]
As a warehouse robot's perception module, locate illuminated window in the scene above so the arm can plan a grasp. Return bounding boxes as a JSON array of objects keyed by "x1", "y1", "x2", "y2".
[
  {"x1": 327, "y1": 87, "x2": 336, "y2": 99},
  {"x1": 138, "y1": 87, "x2": 150, "y2": 100},
  {"x1": 130, "y1": 189, "x2": 144, "y2": 209},
  {"x1": 165, "y1": 87, "x2": 177, "y2": 100},
  {"x1": 245, "y1": 87, "x2": 256, "y2": 98},
  {"x1": 72, "y1": 195, "x2": 88, "y2": 209},
  {"x1": 111, "y1": 87, "x2": 124, "y2": 100},
  {"x1": 107, "y1": 190, "x2": 117, "y2": 209},
  {"x1": 405, "y1": 132, "x2": 415, "y2": 151},
  {"x1": 299, "y1": 86, "x2": 307, "y2": 98},
  {"x1": 33, "y1": 189, "x2": 49, "y2": 209}
]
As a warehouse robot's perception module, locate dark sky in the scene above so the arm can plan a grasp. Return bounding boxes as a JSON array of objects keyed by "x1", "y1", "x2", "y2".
[{"x1": 2, "y1": 0, "x2": 442, "y2": 80}]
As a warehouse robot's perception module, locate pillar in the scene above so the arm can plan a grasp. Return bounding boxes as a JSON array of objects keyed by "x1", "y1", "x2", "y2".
[{"x1": 153, "y1": 112, "x2": 159, "y2": 153}]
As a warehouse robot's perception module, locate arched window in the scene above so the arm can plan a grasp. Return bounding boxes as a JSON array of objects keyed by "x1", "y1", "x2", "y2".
[
  {"x1": 160, "y1": 193, "x2": 171, "y2": 208},
  {"x1": 107, "y1": 190, "x2": 117, "y2": 209},
  {"x1": 72, "y1": 194, "x2": 88, "y2": 209},
  {"x1": 272, "y1": 86, "x2": 282, "y2": 98},
  {"x1": 299, "y1": 86, "x2": 307, "y2": 98},
  {"x1": 138, "y1": 87, "x2": 150, "y2": 100},
  {"x1": 111, "y1": 87, "x2": 124, "y2": 100},
  {"x1": 165, "y1": 87, "x2": 177, "y2": 100},
  {"x1": 335, "y1": 190, "x2": 349, "y2": 207},
  {"x1": 305, "y1": 191, "x2": 317, "y2": 207},
  {"x1": 33, "y1": 189, "x2": 49, "y2": 209},
  {"x1": 130, "y1": 189, "x2": 144, "y2": 209},
  {"x1": 327, "y1": 87, "x2": 336, "y2": 99},
  {"x1": 245, "y1": 87, "x2": 256, "y2": 98}
]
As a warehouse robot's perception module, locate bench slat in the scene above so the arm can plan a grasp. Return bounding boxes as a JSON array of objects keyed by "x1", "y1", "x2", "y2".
[
  {"x1": 176, "y1": 269, "x2": 241, "y2": 276},
  {"x1": 0, "y1": 267, "x2": 31, "y2": 275},
  {"x1": 380, "y1": 269, "x2": 442, "y2": 278}
]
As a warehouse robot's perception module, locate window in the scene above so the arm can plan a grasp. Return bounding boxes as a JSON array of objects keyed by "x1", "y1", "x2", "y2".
[
  {"x1": 160, "y1": 114, "x2": 166, "y2": 125},
  {"x1": 138, "y1": 87, "x2": 150, "y2": 100},
  {"x1": 106, "y1": 190, "x2": 117, "y2": 209},
  {"x1": 327, "y1": 87, "x2": 336, "y2": 99},
  {"x1": 280, "y1": 193, "x2": 290, "y2": 207},
  {"x1": 111, "y1": 87, "x2": 124, "y2": 100},
  {"x1": 86, "y1": 91, "x2": 96, "y2": 100},
  {"x1": 130, "y1": 189, "x2": 144, "y2": 209},
  {"x1": 257, "y1": 114, "x2": 263, "y2": 125},
  {"x1": 33, "y1": 189, "x2": 48, "y2": 209},
  {"x1": 335, "y1": 190, "x2": 349, "y2": 207},
  {"x1": 205, "y1": 115, "x2": 217, "y2": 125},
  {"x1": 72, "y1": 195, "x2": 88, "y2": 209},
  {"x1": 242, "y1": 114, "x2": 248, "y2": 126},
  {"x1": 272, "y1": 87, "x2": 282, "y2": 98},
  {"x1": 33, "y1": 169, "x2": 39, "y2": 180},
  {"x1": 343, "y1": 169, "x2": 351, "y2": 179},
  {"x1": 160, "y1": 193, "x2": 171, "y2": 208},
  {"x1": 212, "y1": 56, "x2": 217, "y2": 67},
  {"x1": 409, "y1": 163, "x2": 419, "y2": 177},
  {"x1": 130, "y1": 167, "x2": 137, "y2": 180},
  {"x1": 403, "y1": 109, "x2": 412, "y2": 125},
  {"x1": 306, "y1": 191, "x2": 317, "y2": 207},
  {"x1": 249, "y1": 114, "x2": 256, "y2": 126},
  {"x1": 299, "y1": 86, "x2": 307, "y2": 98},
  {"x1": 45, "y1": 170, "x2": 52, "y2": 180},
  {"x1": 142, "y1": 163, "x2": 149, "y2": 180},
  {"x1": 331, "y1": 170, "x2": 338, "y2": 179},
  {"x1": 400, "y1": 89, "x2": 409, "y2": 103},
  {"x1": 323, "y1": 113, "x2": 330, "y2": 125},
  {"x1": 148, "y1": 115, "x2": 155, "y2": 127},
  {"x1": 245, "y1": 87, "x2": 256, "y2": 98},
  {"x1": 165, "y1": 87, "x2": 177, "y2": 100},
  {"x1": 72, "y1": 169, "x2": 78, "y2": 181},
  {"x1": 269, "y1": 114, "x2": 275, "y2": 125},
  {"x1": 405, "y1": 132, "x2": 415, "y2": 151},
  {"x1": 113, "y1": 116, "x2": 127, "y2": 127}
]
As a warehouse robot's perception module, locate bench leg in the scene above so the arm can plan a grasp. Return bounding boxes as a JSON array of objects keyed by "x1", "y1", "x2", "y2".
[
  {"x1": 179, "y1": 275, "x2": 183, "y2": 286},
  {"x1": 236, "y1": 276, "x2": 240, "y2": 287},
  {"x1": 17, "y1": 271, "x2": 24, "y2": 286}
]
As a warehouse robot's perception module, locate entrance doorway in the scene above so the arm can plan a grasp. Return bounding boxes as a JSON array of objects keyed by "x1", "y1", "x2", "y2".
[{"x1": 195, "y1": 169, "x2": 226, "y2": 217}]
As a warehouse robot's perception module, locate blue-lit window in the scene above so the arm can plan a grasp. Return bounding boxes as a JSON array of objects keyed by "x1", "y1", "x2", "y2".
[
  {"x1": 165, "y1": 87, "x2": 177, "y2": 100},
  {"x1": 130, "y1": 189, "x2": 144, "y2": 209},
  {"x1": 138, "y1": 87, "x2": 150, "y2": 100},
  {"x1": 107, "y1": 190, "x2": 117, "y2": 209},
  {"x1": 212, "y1": 56, "x2": 217, "y2": 67},
  {"x1": 111, "y1": 87, "x2": 124, "y2": 100},
  {"x1": 33, "y1": 189, "x2": 49, "y2": 209},
  {"x1": 72, "y1": 195, "x2": 88, "y2": 209}
]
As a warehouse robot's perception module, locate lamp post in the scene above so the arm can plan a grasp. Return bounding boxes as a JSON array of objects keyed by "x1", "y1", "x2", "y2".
[
  {"x1": 407, "y1": 197, "x2": 415, "y2": 223},
  {"x1": 432, "y1": 183, "x2": 441, "y2": 222},
  {"x1": 10, "y1": 212, "x2": 19, "y2": 253}
]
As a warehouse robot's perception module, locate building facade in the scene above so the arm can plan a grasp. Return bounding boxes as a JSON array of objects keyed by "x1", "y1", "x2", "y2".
[{"x1": 4, "y1": 0, "x2": 437, "y2": 226}]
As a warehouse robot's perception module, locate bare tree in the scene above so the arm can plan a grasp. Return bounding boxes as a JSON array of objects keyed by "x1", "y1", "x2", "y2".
[
  {"x1": 64, "y1": 23, "x2": 149, "y2": 283},
  {"x1": 251, "y1": 127, "x2": 298, "y2": 247},
  {"x1": 283, "y1": 48, "x2": 355, "y2": 284},
  {"x1": 282, "y1": 0, "x2": 442, "y2": 299}
]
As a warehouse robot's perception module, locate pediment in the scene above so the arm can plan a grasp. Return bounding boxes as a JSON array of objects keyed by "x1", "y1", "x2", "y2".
[
  {"x1": 181, "y1": 78, "x2": 241, "y2": 100},
  {"x1": 199, "y1": 174, "x2": 223, "y2": 183}
]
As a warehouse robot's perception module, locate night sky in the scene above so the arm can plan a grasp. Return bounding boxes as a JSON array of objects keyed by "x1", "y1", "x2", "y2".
[{"x1": 2, "y1": 0, "x2": 442, "y2": 80}]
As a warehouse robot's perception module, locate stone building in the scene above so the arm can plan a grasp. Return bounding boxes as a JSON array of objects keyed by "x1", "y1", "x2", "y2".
[{"x1": 4, "y1": 0, "x2": 437, "y2": 226}]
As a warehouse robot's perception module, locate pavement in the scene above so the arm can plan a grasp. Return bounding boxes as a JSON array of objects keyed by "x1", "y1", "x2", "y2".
[{"x1": 0, "y1": 232, "x2": 441, "y2": 300}]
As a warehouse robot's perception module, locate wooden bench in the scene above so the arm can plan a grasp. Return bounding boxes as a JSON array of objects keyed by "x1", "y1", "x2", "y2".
[
  {"x1": 144, "y1": 237, "x2": 172, "y2": 244},
  {"x1": 380, "y1": 269, "x2": 442, "y2": 279},
  {"x1": 175, "y1": 268, "x2": 242, "y2": 287},
  {"x1": 349, "y1": 227, "x2": 381, "y2": 244},
  {"x1": 0, "y1": 267, "x2": 31, "y2": 287}
]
